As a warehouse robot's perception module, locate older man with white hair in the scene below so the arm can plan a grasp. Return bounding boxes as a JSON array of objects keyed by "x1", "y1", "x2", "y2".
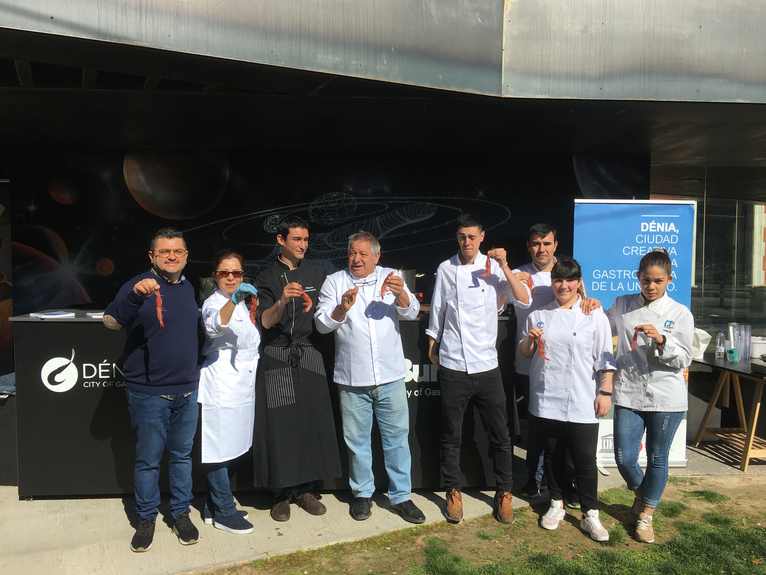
[{"x1": 315, "y1": 231, "x2": 425, "y2": 524}]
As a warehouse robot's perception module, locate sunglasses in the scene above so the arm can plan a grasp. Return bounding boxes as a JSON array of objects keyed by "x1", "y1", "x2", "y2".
[{"x1": 215, "y1": 270, "x2": 244, "y2": 279}]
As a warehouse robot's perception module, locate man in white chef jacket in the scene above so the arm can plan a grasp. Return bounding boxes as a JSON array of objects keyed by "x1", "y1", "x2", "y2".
[
  {"x1": 315, "y1": 231, "x2": 426, "y2": 525},
  {"x1": 426, "y1": 213, "x2": 531, "y2": 525},
  {"x1": 511, "y1": 223, "x2": 558, "y2": 498}
]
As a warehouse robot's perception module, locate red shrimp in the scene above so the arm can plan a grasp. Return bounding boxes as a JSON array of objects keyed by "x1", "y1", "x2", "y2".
[
  {"x1": 526, "y1": 276, "x2": 534, "y2": 290},
  {"x1": 248, "y1": 296, "x2": 258, "y2": 325},
  {"x1": 537, "y1": 336, "x2": 546, "y2": 360},
  {"x1": 483, "y1": 256, "x2": 492, "y2": 278},
  {"x1": 155, "y1": 290, "x2": 165, "y2": 329},
  {"x1": 631, "y1": 329, "x2": 639, "y2": 352},
  {"x1": 301, "y1": 291, "x2": 313, "y2": 313},
  {"x1": 381, "y1": 272, "x2": 394, "y2": 298}
]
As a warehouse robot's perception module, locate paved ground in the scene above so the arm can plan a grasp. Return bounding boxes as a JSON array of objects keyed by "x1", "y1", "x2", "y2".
[{"x1": 1, "y1": 444, "x2": 763, "y2": 575}]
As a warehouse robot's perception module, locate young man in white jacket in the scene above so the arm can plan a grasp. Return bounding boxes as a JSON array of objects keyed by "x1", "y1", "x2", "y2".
[
  {"x1": 426, "y1": 214, "x2": 531, "y2": 525},
  {"x1": 315, "y1": 231, "x2": 426, "y2": 524}
]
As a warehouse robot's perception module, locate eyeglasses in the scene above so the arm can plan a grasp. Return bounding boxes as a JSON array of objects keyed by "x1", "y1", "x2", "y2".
[
  {"x1": 215, "y1": 270, "x2": 244, "y2": 279},
  {"x1": 153, "y1": 248, "x2": 188, "y2": 257}
]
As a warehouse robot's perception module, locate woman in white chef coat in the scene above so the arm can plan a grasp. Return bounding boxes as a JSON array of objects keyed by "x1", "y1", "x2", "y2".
[
  {"x1": 199, "y1": 250, "x2": 260, "y2": 535},
  {"x1": 519, "y1": 257, "x2": 616, "y2": 543},
  {"x1": 607, "y1": 249, "x2": 693, "y2": 544}
]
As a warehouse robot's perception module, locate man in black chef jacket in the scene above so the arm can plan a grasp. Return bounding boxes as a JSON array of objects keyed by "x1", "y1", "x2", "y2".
[{"x1": 253, "y1": 216, "x2": 342, "y2": 521}]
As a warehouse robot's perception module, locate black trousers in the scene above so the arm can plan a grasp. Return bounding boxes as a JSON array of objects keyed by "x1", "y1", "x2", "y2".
[
  {"x1": 439, "y1": 366, "x2": 513, "y2": 491},
  {"x1": 530, "y1": 415, "x2": 599, "y2": 512}
]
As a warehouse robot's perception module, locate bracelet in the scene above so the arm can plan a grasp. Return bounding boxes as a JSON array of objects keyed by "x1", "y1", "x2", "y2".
[{"x1": 598, "y1": 390, "x2": 613, "y2": 396}]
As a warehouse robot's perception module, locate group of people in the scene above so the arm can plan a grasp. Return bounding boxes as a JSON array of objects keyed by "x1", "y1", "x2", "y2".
[{"x1": 103, "y1": 213, "x2": 693, "y2": 553}]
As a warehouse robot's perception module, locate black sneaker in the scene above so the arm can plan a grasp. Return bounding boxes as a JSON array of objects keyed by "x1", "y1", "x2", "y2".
[
  {"x1": 522, "y1": 479, "x2": 542, "y2": 499},
  {"x1": 565, "y1": 491, "x2": 581, "y2": 510},
  {"x1": 391, "y1": 500, "x2": 426, "y2": 524},
  {"x1": 202, "y1": 507, "x2": 249, "y2": 526},
  {"x1": 172, "y1": 512, "x2": 199, "y2": 545},
  {"x1": 350, "y1": 497, "x2": 372, "y2": 521},
  {"x1": 130, "y1": 519, "x2": 155, "y2": 553},
  {"x1": 213, "y1": 512, "x2": 254, "y2": 535}
]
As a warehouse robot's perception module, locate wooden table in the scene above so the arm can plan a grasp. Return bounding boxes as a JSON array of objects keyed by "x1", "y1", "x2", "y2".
[{"x1": 693, "y1": 353, "x2": 766, "y2": 471}]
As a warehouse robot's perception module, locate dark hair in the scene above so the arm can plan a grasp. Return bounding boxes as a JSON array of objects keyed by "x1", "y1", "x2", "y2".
[
  {"x1": 150, "y1": 227, "x2": 185, "y2": 250},
  {"x1": 277, "y1": 216, "x2": 310, "y2": 240},
  {"x1": 455, "y1": 213, "x2": 483, "y2": 232},
  {"x1": 528, "y1": 223, "x2": 557, "y2": 242},
  {"x1": 212, "y1": 250, "x2": 245, "y2": 274},
  {"x1": 638, "y1": 249, "x2": 672, "y2": 276},
  {"x1": 551, "y1": 256, "x2": 582, "y2": 280}
]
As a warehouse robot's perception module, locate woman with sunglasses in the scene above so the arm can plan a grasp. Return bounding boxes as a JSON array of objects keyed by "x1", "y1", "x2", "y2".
[
  {"x1": 198, "y1": 250, "x2": 260, "y2": 535},
  {"x1": 607, "y1": 250, "x2": 694, "y2": 544},
  {"x1": 519, "y1": 257, "x2": 616, "y2": 542}
]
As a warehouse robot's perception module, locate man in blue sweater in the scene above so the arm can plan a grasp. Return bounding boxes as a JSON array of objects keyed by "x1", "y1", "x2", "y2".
[{"x1": 104, "y1": 228, "x2": 201, "y2": 552}]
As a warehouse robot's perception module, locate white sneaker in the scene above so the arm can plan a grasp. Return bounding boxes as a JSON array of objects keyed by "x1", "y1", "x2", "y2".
[
  {"x1": 541, "y1": 499, "x2": 566, "y2": 530},
  {"x1": 581, "y1": 509, "x2": 610, "y2": 542}
]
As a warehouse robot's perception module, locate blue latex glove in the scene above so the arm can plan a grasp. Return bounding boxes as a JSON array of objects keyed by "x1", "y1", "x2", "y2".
[{"x1": 231, "y1": 282, "x2": 258, "y2": 304}]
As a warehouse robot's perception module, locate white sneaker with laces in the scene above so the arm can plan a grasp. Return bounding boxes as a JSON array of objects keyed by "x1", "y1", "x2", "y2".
[
  {"x1": 581, "y1": 509, "x2": 610, "y2": 542},
  {"x1": 541, "y1": 499, "x2": 566, "y2": 530}
]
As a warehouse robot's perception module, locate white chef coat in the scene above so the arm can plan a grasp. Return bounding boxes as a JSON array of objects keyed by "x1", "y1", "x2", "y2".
[
  {"x1": 607, "y1": 293, "x2": 694, "y2": 412},
  {"x1": 199, "y1": 290, "x2": 260, "y2": 463},
  {"x1": 426, "y1": 253, "x2": 531, "y2": 374},
  {"x1": 525, "y1": 299, "x2": 616, "y2": 424},
  {"x1": 315, "y1": 266, "x2": 419, "y2": 386},
  {"x1": 511, "y1": 262, "x2": 555, "y2": 375}
]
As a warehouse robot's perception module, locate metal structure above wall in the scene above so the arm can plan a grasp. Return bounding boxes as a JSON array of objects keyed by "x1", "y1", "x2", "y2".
[{"x1": 1, "y1": 1, "x2": 765, "y2": 103}]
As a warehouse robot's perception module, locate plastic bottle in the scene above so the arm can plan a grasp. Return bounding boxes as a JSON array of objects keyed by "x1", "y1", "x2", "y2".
[{"x1": 715, "y1": 331, "x2": 726, "y2": 359}]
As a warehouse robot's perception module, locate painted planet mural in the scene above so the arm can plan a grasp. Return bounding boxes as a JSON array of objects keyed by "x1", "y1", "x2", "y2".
[{"x1": 123, "y1": 152, "x2": 230, "y2": 220}]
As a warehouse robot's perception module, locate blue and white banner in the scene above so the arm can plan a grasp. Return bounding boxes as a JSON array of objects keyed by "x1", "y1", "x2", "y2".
[
  {"x1": 573, "y1": 200, "x2": 697, "y2": 310},
  {"x1": 574, "y1": 199, "x2": 696, "y2": 467}
]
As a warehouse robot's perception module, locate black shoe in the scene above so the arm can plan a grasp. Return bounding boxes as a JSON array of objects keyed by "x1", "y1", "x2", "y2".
[
  {"x1": 294, "y1": 492, "x2": 327, "y2": 516},
  {"x1": 522, "y1": 479, "x2": 542, "y2": 499},
  {"x1": 350, "y1": 497, "x2": 372, "y2": 521},
  {"x1": 130, "y1": 519, "x2": 155, "y2": 553},
  {"x1": 172, "y1": 512, "x2": 199, "y2": 545},
  {"x1": 270, "y1": 498, "x2": 291, "y2": 522},
  {"x1": 391, "y1": 500, "x2": 426, "y2": 524},
  {"x1": 565, "y1": 493, "x2": 581, "y2": 510}
]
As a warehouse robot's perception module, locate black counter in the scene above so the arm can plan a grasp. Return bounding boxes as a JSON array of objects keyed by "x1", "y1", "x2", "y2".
[{"x1": 10, "y1": 312, "x2": 515, "y2": 497}]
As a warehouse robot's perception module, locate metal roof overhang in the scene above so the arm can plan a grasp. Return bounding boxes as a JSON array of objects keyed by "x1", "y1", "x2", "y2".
[{"x1": 2, "y1": 0, "x2": 765, "y2": 103}]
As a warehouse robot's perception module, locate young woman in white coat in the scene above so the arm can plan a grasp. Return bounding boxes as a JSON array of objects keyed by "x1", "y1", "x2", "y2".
[
  {"x1": 519, "y1": 257, "x2": 616, "y2": 542},
  {"x1": 199, "y1": 250, "x2": 260, "y2": 534},
  {"x1": 607, "y1": 250, "x2": 694, "y2": 544}
]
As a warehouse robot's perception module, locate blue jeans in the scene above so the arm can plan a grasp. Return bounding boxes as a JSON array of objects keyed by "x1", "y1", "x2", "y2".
[
  {"x1": 614, "y1": 406, "x2": 684, "y2": 508},
  {"x1": 338, "y1": 379, "x2": 412, "y2": 505},
  {"x1": 204, "y1": 462, "x2": 237, "y2": 518},
  {"x1": 127, "y1": 389, "x2": 199, "y2": 521}
]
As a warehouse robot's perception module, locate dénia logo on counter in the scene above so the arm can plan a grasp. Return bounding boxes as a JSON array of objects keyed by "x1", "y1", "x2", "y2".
[
  {"x1": 40, "y1": 349, "x2": 79, "y2": 393},
  {"x1": 39, "y1": 350, "x2": 125, "y2": 393}
]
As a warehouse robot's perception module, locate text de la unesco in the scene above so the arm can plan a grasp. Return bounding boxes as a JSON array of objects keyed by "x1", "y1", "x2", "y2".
[{"x1": 589, "y1": 221, "x2": 680, "y2": 293}]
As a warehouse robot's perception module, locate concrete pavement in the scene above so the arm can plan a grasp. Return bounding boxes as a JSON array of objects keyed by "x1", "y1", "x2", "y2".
[{"x1": 1, "y1": 445, "x2": 762, "y2": 575}]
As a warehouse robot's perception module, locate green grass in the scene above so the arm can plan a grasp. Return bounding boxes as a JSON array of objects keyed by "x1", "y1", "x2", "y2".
[
  {"x1": 702, "y1": 511, "x2": 735, "y2": 528},
  {"x1": 416, "y1": 521, "x2": 766, "y2": 575},
  {"x1": 683, "y1": 489, "x2": 730, "y2": 504},
  {"x1": 606, "y1": 524, "x2": 627, "y2": 546},
  {"x1": 657, "y1": 499, "x2": 688, "y2": 518},
  {"x1": 600, "y1": 487, "x2": 635, "y2": 506},
  {"x1": 667, "y1": 476, "x2": 699, "y2": 486}
]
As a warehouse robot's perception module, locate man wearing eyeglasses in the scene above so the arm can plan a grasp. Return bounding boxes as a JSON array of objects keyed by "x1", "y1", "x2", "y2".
[{"x1": 104, "y1": 228, "x2": 201, "y2": 552}]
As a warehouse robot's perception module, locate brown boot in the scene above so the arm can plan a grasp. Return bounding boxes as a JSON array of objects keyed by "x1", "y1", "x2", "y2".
[
  {"x1": 494, "y1": 490, "x2": 514, "y2": 524},
  {"x1": 294, "y1": 492, "x2": 327, "y2": 516},
  {"x1": 635, "y1": 506, "x2": 656, "y2": 543},
  {"x1": 445, "y1": 488, "x2": 463, "y2": 523}
]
